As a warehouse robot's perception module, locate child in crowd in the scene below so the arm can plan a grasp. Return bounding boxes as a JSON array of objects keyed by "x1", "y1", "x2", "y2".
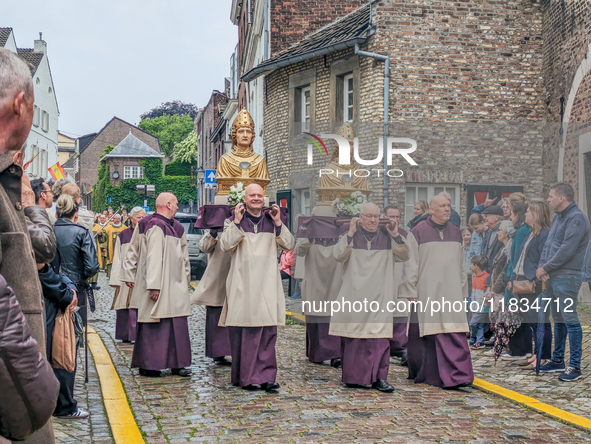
[{"x1": 469, "y1": 255, "x2": 490, "y2": 350}]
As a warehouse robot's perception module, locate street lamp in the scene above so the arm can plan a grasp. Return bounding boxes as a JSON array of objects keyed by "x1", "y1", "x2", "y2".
[{"x1": 194, "y1": 167, "x2": 205, "y2": 208}]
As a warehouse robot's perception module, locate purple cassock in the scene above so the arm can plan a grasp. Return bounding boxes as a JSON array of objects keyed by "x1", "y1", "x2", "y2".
[
  {"x1": 227, "y1": 212, "x2": 282, "y2": 387},
  {"x1": 114, "y1": 227, "x2": 137, "y2": 342},
  {"x1": 339, "y1": 227, "x2": 398, "y2": 386},
  {"x1": 306, "y1": 316, "x2": 340, "y2": 363},
  {"x1": 406, "y1": 217, "x2": 474, "y2": 389},
  {"x1": 390, "y1": 318, "x2": 408, "y2": 355},
  {"x1": 205, "y1": 306, "x2": 231, "y2": 359},
  {"x1": 131, "y1": 213, "x2": 192, "y2": 371}
]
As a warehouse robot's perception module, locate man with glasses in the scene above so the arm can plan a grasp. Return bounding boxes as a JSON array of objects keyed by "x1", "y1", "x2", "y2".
[
  {"x1": 330, "y1": 202, "x2": 409, "y2": 392},
  {"x1": 384, "y1": 205, "x2": 410, "y2": 366}
]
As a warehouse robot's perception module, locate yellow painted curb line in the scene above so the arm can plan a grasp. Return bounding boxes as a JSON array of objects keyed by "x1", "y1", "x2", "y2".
[
  {"x1": 286, "y1": 311, "x2": 306, "y2": 323},
  {"x1": 87, "y1": 327, "x2": 145, "y2": 443},
  {"x1": 473, "y1": 377, "x2": 591, "y2": 431}
]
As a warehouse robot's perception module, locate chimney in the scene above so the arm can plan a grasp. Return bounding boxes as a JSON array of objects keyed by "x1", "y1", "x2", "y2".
[{"x1": 34, "y1": 32, "x2": 46, "y2": 54}]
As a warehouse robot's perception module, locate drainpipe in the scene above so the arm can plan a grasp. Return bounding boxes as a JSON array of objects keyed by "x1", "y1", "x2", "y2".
[{"x1": 355, "y1": 44, "x2": 390, "y2": 208}]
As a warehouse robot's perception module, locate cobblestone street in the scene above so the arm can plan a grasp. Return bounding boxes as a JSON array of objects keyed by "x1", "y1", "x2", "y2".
[{"x1": 49, "y1": 274, "x2": 591, "y2": 443}]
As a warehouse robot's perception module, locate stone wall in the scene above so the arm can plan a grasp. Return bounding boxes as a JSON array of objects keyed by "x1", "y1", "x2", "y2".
[{"x1": 542, "y1": 0, "x2": 591, "y2": 207}]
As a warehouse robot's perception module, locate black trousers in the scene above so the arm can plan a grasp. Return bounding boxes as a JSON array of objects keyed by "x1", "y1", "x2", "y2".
[{"x1": 53, "y1": 348, "x2": 78, "y2": 415}]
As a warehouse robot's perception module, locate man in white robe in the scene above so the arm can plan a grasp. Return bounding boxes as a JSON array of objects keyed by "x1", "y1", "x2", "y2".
[
  {"x1": 191, "y1": 227, "x2": 232, "y2": 364},
  {"x1": 122, "y1": 193, "x2": 192, "y2": 377},
  {"x1": 109, "y1": 206, "x2": 146, "y2": 342},
  {"x1": 400, "y1": 193, "x2": 473, "y2": 388},
  {"x1": 295, "y1": 208, "x2": 342, "y2": 367},
  {"x1": 220, "y1": 184, "x2": 294, "y2": 391},
  {"x1": 330, "y1": 202, "x2": 409, "y2": 392}
]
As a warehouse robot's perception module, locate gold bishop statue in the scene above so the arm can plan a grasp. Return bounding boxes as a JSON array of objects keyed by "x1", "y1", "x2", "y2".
[
  {"x1": 215, "y1": 108, "x2": 270, "y2": 199},
  {"x1": 316, "y1": 122, "x2": 370, "y2": 208}
]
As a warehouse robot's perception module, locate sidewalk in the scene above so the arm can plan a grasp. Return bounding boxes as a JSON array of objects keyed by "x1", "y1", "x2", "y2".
[
  {"x1": 472, "y1": 319, "x2": 591, "y2": 419},
  {"x1": 52, "y1": 342, "x2": 113, "y2": 443}
]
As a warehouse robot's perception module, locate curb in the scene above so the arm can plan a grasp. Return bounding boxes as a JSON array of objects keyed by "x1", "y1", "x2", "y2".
[
  {"x1": 286, "y1": 311, "x2": 305, "y2": 324},
  {"x1": 87, "y1": 327, "x2": 145, "y2": 443},
  {"x1": 473, "y1": 377, "x2": 591, "y2": 432}
]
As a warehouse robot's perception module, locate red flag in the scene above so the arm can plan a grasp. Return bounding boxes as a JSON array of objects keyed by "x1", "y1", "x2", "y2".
[{"x1": 48, "y1": 162, "x2": 66, "y2": 181}]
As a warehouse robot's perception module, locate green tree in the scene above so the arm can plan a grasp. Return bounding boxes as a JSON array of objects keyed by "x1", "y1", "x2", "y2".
[
  {"x1": 139, "y1": 114, "x2": 194, "y2": 157},
  {"x1": 172, "y1": 130, "x2": 199, "y2": 163}
]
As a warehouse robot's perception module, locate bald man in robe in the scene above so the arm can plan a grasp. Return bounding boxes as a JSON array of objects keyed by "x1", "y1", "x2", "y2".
[
  {"x1": 295, "y1": 208, "x2": 342, "y2": 368},
  {"x1": 330, "y1": 202, "x2": 410, "y2": 392},
  {"x1": 400, "y1": 193, "x2": 473, "y2": 388},
  {"x1": 123, "y1": 193, "x2": 193, "y2": 377},
  {"x1": 384, "y1": 205, "x2": 410, "y2": 366},
  {"x1": 191, "y1": 226, "x2": 232, "y2": 364},
  {"x1": 220, "y1": 184, "x2": 294, "y2": 391}
]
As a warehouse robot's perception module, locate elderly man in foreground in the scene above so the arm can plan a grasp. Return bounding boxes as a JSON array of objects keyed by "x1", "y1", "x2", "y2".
[{"x1": 401, "y1": 193, "x2": 473, "y2": 389}]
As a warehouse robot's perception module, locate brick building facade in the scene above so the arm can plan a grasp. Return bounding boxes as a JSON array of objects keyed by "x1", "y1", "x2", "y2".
[
  {"x1": 244, "y1": 0, "x2": 546, "y2": 225},
  {"x1": 75, "y1": 117, "x2": 161, "y2": 203},
  {"x1": 542, "y1": 1, "x2": 591, "y2": 215}
]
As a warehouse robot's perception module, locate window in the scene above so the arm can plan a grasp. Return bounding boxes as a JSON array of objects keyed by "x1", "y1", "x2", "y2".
[
  {"x1": 343, "y1": 73, "x2": 354, "y2": 122},
  {"x1": 41, "y1": 110, "x2": 49, "y2": 132},
  {"x1": 300, "y1": 87, "x2": 311, "y2": 132},
  {"x1": 299, "y1": 189, "x2": 311, "y2": 216},
  {"x1": 404, "y1": 184, "x2": 460, "y2": 226},
  {"x1": 124, "y1": 166, "x2": 144, "y2": 179},
  {"x1": 33, "y1": 106, "x2": 40, "y2": 127}
]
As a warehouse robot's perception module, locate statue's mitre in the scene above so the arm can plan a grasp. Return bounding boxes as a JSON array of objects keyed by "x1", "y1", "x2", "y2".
[
  {"x1": 232, "y1": 108, "x2": 255, "y2": 132},
  {"x1": 336, "y1": 122, "x2": 355, "y2": 139}
]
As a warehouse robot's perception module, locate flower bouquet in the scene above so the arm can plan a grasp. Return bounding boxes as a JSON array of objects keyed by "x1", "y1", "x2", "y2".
[
  {"x1": 227, "y1": 182, "x2": 246, "y2": 206},
  {"x1": 332, "y1": 191, "x2": 367, "y2": 217}
]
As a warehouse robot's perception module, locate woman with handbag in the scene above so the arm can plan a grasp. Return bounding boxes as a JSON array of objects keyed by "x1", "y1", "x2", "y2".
[
  {"x1": 51, "y1": 194, "x2": 99, "y2": 418},
  {"x1": 508, "y1": 201, "x2": 552, "y2": 369},
  {"x1": 501, "y1": 203, "x2": 531, "y2": 361}
]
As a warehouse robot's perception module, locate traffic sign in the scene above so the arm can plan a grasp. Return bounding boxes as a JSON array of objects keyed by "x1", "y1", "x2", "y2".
[
  {"x1": 204, "y1": 183, "x2": 217, "y2": 189},
  {"x1": 108, "y1": 197, "x2": 112, "y2": 203},
  {"x1": 142, "y1": 206, "x2": 150, "y2": 212},
  {"x1": 205, "y1": 169, "x2": 216, "y2": 184}
]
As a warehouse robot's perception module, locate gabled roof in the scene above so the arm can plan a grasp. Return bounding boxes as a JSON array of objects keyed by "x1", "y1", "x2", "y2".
[
  {"x1": 79, "y1": 116, "x2": 161, "y2": 155},
  {"x1": 102, "y1": 131, "x2": 164, "y2": 160},
  {"x1": 242, "y1": 1, "x2": 376, "y2": 82},
  {"x1": 0, "y1": 28, "x2": 12, "y2": 47},
  {"x1": 16, "y1": 48, "x2": 44, "y2": 75}
]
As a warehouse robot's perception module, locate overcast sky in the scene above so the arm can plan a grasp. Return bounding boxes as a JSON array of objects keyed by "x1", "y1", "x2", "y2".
[{"x1": 3, "y1": 0, "x2": 237, "y2": 137}]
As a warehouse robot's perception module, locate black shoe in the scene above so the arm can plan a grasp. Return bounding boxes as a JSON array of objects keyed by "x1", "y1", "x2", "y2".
[
  {"x1": 139, "y1": 369, "x2": 161, "y2": 377},
  {"x1": 390, "y1": 351, "x2": 405, "y2": 358},
  {"x1": 91, "y1": 284, "x2": 101, "y2": 291},
  {"x1": 261, "y1": 382, "x2": 280, "y2": 392},
  {"x1": 242, "y1": 384, "x2": 259, "y2": 390},
  {"x1": 213, "y1": 357, "x2": 231, "y2": 366},
  {"x1": 171, "y1": 368, "x2": 192, "y2": 377},
  {"x1": 372, "y1": 379, "x2": 394, "y2": 393},
  {"x1": 400, "y1": 353, "x2": 408, "y2": 367},
  {"x1": 330, "y1": 358, "x2": 341, "y2": 368}
]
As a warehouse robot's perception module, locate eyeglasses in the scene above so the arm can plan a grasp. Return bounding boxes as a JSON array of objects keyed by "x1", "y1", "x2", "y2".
[{"x1": 361, "y1": 214, "x2": 380, "y2": 220}]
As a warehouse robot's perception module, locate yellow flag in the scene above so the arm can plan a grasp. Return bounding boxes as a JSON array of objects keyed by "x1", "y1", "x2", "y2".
[{"x1": 48, "y1": 162, "x2": 66, "y2": 181}]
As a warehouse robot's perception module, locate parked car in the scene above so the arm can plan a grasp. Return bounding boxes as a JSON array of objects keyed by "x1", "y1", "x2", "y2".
[{"x1": 174, "y1": 213, "x2": 207, "y2": 280}]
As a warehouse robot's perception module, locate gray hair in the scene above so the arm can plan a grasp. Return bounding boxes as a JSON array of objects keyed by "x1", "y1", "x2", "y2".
[
  {"x1": 0, "y1": 48, "x2": 34, "y2": 104},
  {"x1": 498, "y1": 220, "x2": 513, "y2": 234},
  {"x1": 128, "y1": 206, "x2": 145, "y2": 217},
  {"x1": 52, "y1": 178, "x2": 73, "y2": 198}
]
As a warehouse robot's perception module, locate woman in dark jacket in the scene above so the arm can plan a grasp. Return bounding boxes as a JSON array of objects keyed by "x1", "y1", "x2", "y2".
[
  {"x1": 509, "y1": 201, "x2": 552, "y2": 369},
  {"x1": 50, "y1": 194, "x2": 99, "y2": 418},
  {"x1": 407, "y1": 200, "x2": 429, "y2": 230}
]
